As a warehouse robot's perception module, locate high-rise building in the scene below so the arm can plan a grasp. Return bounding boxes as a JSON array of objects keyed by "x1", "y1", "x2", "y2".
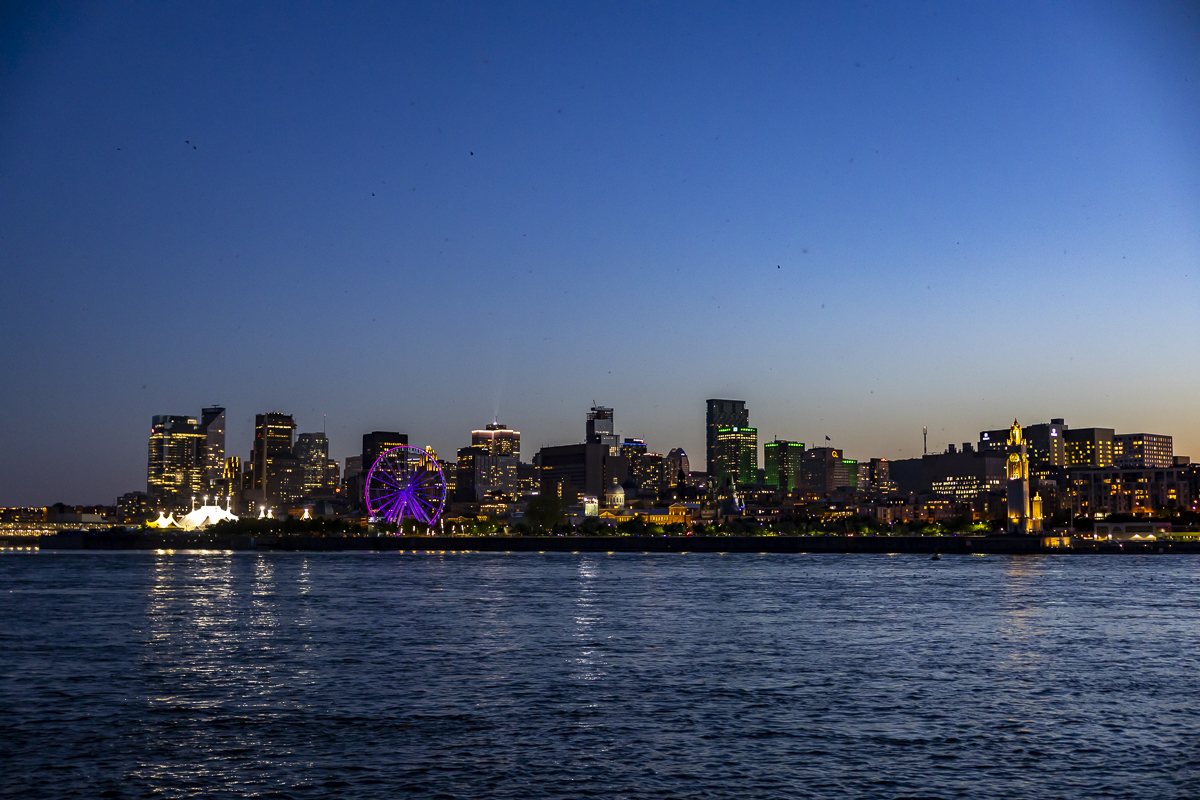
[
  {"x1": 343, "y1": 455, "x2": 362, "y2": 491},
  {"x1": 714, "y1": 426, "x2": 757, "y2": 489},
  {"x1": 586, "y1": 406, "x2": 618, "y2": 449},
  {"x1": 1113, "y1": 433, "x2": 1173, "y2": 468},
  {"x1": 455, "y1": 444, "x2": 517, "y2": 502},
  {"x1": 800, "y1": 447, "x2": 850, "y2": 493},
  {"x1": 864, "y1": 458, "x2": 897, "y2": 495},
  {"x1": 538, "y1": 442, "x2": 629, "y2": 506},
  {"x1": 665, "y1": 448, "x2": 690, "y2": 488},
  {"x1": 764, "y1": 439, "x2": 805, "y2": 492},
  {"x1": 147, "y1": 415, "x2": 206, "y2": 510},
  {"x1": 619, "y1": 438, "x2": 648, "y2": 460},
  {"x1": 1064, "y1": 427, "x2": 1115, "y2": 468},
  {"x1": 362, "y1": 431, "x2": 408, "y2": 474},
  {"x1": 250, "y1": 413, "x2": 301, "y2": 508},
  {"x1": 706, "y1": 399, "x2": 748, "y2": 473},
  {"x1": 981, "y1": 418, "x2": 1066, "y2": 469},
  {"x1": 295, "y1": 433, "x2": 339, "y2": 497},
  {"x1": 631, "y1": 451, "x2": 665, "y2": 500},
  {"x1": 200, "y1": 406, "x2": 226, "y2": 483},
  {"x1": 472, "y1": 423, "x2": 521, "y2": 459}
]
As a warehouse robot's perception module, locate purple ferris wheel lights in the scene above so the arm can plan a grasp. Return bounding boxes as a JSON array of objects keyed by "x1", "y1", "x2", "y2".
[{"x1": 364, "y1": 444, "x2": 447, "y2": 527}]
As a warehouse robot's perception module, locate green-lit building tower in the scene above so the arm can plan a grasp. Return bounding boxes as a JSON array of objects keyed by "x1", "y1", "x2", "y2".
[
  {"x1": 714, "y1": 426, "x2": 758, "y2": 490},
  {"x1": 764, "y1": 439, "x2": 805, "y2": 492}
]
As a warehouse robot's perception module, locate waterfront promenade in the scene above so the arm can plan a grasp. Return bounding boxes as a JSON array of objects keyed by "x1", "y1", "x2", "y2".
[{"x1": 5, "y1": 530, "x2": 1192, "y2": 555}]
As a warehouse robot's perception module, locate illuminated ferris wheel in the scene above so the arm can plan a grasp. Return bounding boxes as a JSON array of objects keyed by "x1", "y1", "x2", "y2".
[{"x1": 364, "y1": 445, "x2": 447, "y2": 526}]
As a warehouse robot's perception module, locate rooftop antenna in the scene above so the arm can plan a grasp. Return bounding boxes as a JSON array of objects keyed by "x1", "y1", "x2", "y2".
[{"x1": 923, "y1": 426, "x2": 928, "y2": 455}]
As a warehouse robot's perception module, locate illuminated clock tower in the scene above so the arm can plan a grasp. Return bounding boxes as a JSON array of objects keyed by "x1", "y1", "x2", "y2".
[{"x1": 1005, "y1": 419, "x2": 1042, "y2": 534}]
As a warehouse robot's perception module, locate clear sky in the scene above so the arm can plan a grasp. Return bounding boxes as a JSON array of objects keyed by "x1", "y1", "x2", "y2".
[{"x1": 1, "y1": 1, "x2": 1198, "y2": 506}]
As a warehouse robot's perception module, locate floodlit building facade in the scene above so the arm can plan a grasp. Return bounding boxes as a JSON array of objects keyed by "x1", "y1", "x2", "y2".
[{"x1": 147, "y1": 415, "x2": 206, "y2": 510}]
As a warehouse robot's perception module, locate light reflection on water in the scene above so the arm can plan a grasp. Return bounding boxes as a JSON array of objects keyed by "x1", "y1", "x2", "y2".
[{"x1": 2, "y1": 551, "x2": 1200, "y2": 799}]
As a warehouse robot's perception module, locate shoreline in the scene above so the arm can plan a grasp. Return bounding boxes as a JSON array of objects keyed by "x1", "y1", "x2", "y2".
[{"x1": 3, "y1": 531, "x2": 1191, "y2": 555}]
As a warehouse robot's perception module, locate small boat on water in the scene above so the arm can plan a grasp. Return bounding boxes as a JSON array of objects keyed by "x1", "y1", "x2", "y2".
[{"x1": 931, "y1": 553, "x2": 941, "y2": 561}]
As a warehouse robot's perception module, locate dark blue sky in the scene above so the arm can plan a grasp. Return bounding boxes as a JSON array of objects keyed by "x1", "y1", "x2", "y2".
[{"x1": 2, "y1": 1, "x2": 1198, "y2": 505}]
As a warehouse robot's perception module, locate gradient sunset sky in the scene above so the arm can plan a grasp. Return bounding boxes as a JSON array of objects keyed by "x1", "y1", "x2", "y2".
[{"x1": 1, "y1": 1, "x2": 1198, "y2": 505}]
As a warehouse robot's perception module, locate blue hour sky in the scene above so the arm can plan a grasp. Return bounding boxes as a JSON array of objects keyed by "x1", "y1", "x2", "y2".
[{"x1": 1, "y1": 1, "x2": 1198, "y2": 505}]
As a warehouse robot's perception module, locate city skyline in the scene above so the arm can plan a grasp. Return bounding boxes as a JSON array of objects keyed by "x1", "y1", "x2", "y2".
[{"x1": 2, "y1": 2, "x2": 1198, "y2": 505}]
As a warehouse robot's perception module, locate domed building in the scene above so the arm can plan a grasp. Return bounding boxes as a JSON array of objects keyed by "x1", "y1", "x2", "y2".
[{"x1": 605, "y1": 479, "x2": 625, "y2": 509}]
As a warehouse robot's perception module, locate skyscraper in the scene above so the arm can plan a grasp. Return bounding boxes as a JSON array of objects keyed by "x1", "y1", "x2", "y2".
[
  {"x1": 586, "y1": 406, "x2": 618, "y2": 449},
  {"x1": 295, "y1": 432, "x2": 339, "y2": 497},
  {"x1": 706, "y1": 399, "x2": 748, "y2": 473},
  {"x1": 250, "y1": 413, "x2": 300, "y2": 508},
  {"x1": 472, "y1": 422, "x2": 521, "y2": 459},
  {"x1": 764, "y1": 439, "x2": 805, "y2": 492},
  {"x1": 665, "y1": 448, "x2": 690, "y2": 488},
  {"x1": 362, "y1": 431, "x2": 408, "y2": 474},
  {"x1": 714, "y1": 426, "x2": 758, "y2": 489},
  {"x1": 200, "y1": 406, "x2": 226, "y2": 483},
  {"x1": 146, "y1": 415, "x2": 206, "y2": 510}
]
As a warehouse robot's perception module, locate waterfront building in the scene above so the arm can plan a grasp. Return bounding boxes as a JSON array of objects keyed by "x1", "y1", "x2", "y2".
[
  {"x1": 713, "y1": 426, "x2": 758, "y2": 489},
  {"x1": 200, "y1": 406, "x2": 226, "y2": 483},
  {"x1": 1113, "y1": 433, "x2": 1173, "y2": 468},
  {"x1": 1064, "y1": 427, "x2": 1115, "y2": 468},
  {"x1": 116, "y1": 491, "x2": 153, "y2": 524},
  {"x1": 706, "y1": 399, "x2": 748, "y2": 474},
  {"x1": 1069, "y1": 466, "x2": 1191, "y2": 516},
  {"x1": 1003, "y1": 420, "x2": 1041, "y2": 533},
  {"x1": 146, "y1": 415, "x2": 206, "y2": 510},
  {"x1": 764, "y1": 439, "x2": 805, "y2": 492},
  {"x1": 472, "y1": 422, "x2": 521, "y2": 459}
]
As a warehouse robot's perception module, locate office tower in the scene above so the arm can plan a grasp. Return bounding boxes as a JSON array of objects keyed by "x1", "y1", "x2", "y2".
[
  {"x1": 538, "y1": 442, "x2": 629, "y2": 506},
  {"x1": 631, "y1": 451, "x2": 665, "y2": 500},
  {"x1": 295, "y1": 432, "x2": 338, "y2": 497},
  {"x1": 714, "y1": 426, "x2": 758, "y2": 488},
  {"x1": 472, "y1": 422, "x2": 521, "y2": 459},
  {"x1": 1113, "y1": 433, "x2": 1173, "y2": 468},
  {"x1": 866, "y1": 458, "x2": 896, "y2": 494},
  {"x1": 586, "y1": 406, "x2": 619, "y2": 449},
  {"x1": 200, "y1": 406, "x2": 226, "y2": 483},
  {"x1": 343, "y1": 455, "x2": 362, "y2": 490},
  {"x1": 706, "y1": 399, "x2": 749, "y2": 473},
  {"x1": 764, "y1": 439, "x2": 805, "y2": 492},
  {"x1": 362, "y1": 431, "x2": 408, "y2": 474},
  {"x1": 456, "y1": 444, "x2": 517, "y2": 502},
  {"x1": 1064, "y1": 427, "x2": 1115, "y2": 468},
  {"x1": 147, "y1": 415, "x2": 206, "y2": 510},
  {"x1": 981, "y1": 418, "x2": 1066, "y2": 470},
  {"x1": 800, "y1": 447, "x2": 852, "y2": 493},
  {"x1": 250, "y1": 413, "x2": 300, "y2": 507},
  {"x1": 666, "y1": 448, "x2": 690, "y2": 488},
  {"x1": 619, "y1": 438, "x2": 648, "y2": 460}
]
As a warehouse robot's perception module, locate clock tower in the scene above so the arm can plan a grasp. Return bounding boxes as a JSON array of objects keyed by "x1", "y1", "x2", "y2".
[{"x1": 1005, "y1": 420, "x2": 1042, "y2": 534}]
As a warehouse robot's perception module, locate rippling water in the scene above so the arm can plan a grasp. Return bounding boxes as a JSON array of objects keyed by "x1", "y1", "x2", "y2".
[{"x1": 3, "y1": 550, "x2": 1199, "y2": 799}]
